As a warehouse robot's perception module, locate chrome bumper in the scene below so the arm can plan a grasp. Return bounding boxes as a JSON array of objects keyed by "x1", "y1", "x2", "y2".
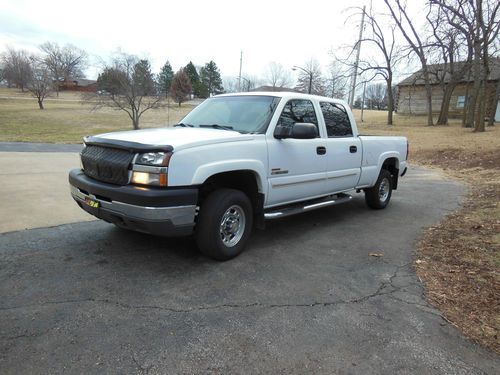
[{"x1": 70, "y1": 185, "x2": 196, "y2": 226}]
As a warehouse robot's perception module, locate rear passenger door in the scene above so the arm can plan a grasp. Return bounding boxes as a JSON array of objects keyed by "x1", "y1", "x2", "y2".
[{"x1": 320, "y1": 102, "x2": 362, "y2": 193}]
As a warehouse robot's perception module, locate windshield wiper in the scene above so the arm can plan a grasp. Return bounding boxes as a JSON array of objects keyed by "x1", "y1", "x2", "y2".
[
  {"x1": 199, "y1": 124, "x2": 234, "y2": 131},
  {"x1": 173, "y1": 123, "x2": 194, "y2": 127}
]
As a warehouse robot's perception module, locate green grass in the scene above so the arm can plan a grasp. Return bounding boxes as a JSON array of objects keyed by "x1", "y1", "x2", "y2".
[{"x1": 0, "y1": 88, "x2": 194, "y2": 143}]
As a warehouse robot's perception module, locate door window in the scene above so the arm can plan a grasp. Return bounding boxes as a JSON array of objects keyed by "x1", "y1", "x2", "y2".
[
  {"x1": 277, "y1": 99, "x2": 319, "y2": 134},
  {"x1": 320, "y1": 102, "x2": 353, "y2": 137}
]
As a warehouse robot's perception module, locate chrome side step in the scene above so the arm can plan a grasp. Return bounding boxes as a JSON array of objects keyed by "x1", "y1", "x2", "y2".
[{"x1": 264, "y1": 193, "x2": 352, "y2": 220}]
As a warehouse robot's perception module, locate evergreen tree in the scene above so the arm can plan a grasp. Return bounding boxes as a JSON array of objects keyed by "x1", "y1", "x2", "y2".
[
  {"x1": 171, "y1": 68, "x2": 192, "y2": 107},
  {"x1": 185, "y1": 61, "x2": 203, "y2": 97},
  {"x1": 157, "y1": 60, "x2": 173, "y2": 97},
  {"x1": 200, "y1": 61, "x2": 224, "y2": 97},
  {"x1": 132, "y1": 59, "x2": 156, "y2": 96}
]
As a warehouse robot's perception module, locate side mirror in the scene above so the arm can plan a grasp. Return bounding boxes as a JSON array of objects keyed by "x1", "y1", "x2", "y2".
[
  {"x1": 291, "y1": 123, "x2": 318, "y2": 139},
  {"x1": 274, "y1": 123, "x2": 318, "y2": 139}
]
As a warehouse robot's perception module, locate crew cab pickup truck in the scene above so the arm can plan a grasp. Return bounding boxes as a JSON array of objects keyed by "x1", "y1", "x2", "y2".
[{"x1": 69, "y1": 92, "x2": 408, "y2": 260}]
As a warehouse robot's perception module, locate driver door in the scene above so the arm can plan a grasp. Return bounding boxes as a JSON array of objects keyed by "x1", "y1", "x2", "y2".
[{"x1": 266, "y1": 99, "x2": 327, "y2": 207}]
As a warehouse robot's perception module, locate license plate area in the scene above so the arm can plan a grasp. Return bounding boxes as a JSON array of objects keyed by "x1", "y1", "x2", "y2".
[{"x1": 84, "y1": 197, "x2": 100, "y2": 208}]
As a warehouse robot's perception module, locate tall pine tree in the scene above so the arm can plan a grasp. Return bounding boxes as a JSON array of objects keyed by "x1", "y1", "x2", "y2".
[
  {"x1": 200, "y1": 61, "x2": 224, "y2": 97},
  {"x1": 185, "y1": 61, "x2": 203, "y2": 97},
  {"x1": 157, "y1": 60, "x2": 173, "y2": 97}
]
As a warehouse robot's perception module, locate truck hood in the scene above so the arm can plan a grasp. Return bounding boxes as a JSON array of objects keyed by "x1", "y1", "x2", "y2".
[{"x1": 96, "y1": 127, "x2": 254, "y2": 151}]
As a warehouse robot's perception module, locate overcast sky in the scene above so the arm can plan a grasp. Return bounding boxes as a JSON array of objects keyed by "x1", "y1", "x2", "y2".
[{"x1": 0, "y1": 0, "x2": 424, "y2": 84}]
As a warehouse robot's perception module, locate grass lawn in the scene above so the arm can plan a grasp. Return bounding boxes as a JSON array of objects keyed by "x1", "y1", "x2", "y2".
[
  {"x1": 0, "y1": 87, "x2": 194, "y2": 143},
  {"x1": 1, "y1": 87, "x2": 498, "y2": 352}
]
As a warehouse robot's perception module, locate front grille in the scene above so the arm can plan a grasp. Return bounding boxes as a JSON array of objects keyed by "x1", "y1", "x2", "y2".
[{"x1": 81, "y1": 145, "x2": 134, "y2": 185}]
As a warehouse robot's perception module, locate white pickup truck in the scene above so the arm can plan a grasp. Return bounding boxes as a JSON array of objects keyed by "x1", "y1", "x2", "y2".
[{"x1": 69, "y1": 92, "x2": 408, "y2": 260}]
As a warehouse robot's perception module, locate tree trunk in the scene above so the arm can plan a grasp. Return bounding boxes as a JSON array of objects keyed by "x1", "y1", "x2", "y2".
[
  {"x1": 466, "y1": 42, "x2": 482, "y2": 128},
  {"x1": 462, "y1": 81, "x2": 472, "y2": 127},
  {"x1": 474, "y1": 82, "x2": 486, "y2": 132},
  {"x1": 38, "y1": 99, "x2": 44, "y2": 110},
  {"x1": 421, "y1": 66, "x2": 434, "y2": 126},
  {"x1": 132, "y1": 112, "x2": 140, "y2": 130},
  {"x1": 386, "y1": 77, "x2": 394, "y2": 125},
  {"x1": 436, "y1": 83, "x2": 456, "y2": 125}
]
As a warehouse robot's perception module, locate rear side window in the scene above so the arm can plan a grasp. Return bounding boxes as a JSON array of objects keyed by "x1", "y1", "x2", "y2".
[
  {"x1": 320, "y1": 102, "x2": 353, "y2": 137},
  {"x1": 277, "y1": 99, "x2": 319, "y2": 134}
]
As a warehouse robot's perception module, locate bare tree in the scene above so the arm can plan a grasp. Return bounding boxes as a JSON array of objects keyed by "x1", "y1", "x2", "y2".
[
  {"x1": 431, "y1": 0, "x2": 500, "y2": 132},
  {"x1": 26, "y1": 56, "x2": 52, "y2": 110},
  {"x1": 40, "y1": 42, "x2": 88, "y2": 95},
  {"x1": 264, "y1": 62, "x2": 293, "y2": 88},
  {"x1": 426, "y1": 3, "x2": 473, "y2": 125},
  {"x1": 366, "y1": 83, "x2": 388, "y2": 110},
  {"x1": 325, "y1": 61, "x2": 348, "y2": 99},
  {"x1": 1, "y1": 47, "x2": 32, "y2": 91},
  {"x1": 89, "y1": 53, "x2": 161, "y2": 129},
  {"x1": 222, "y1": 76, "x2": 239, "y2": 93},
  {"x1": 294, "y1": 59, "x2": 326, "y2": 95},
  {"x1": 241, "y1": 75, "x2": 261, "y2": 92},
  {"x1": 384, "y1": 0, "x2": 435, "y2": 126},
  {"x1": 170, "y1": 68, "x2": 192, "y2": 107},
  {"x1": 343, "y1": 6, "x2": 404, "y2": 124}
]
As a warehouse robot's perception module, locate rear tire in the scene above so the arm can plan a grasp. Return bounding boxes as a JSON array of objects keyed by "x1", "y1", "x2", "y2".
[
  {"x1": 365, "y1": 169, "x2": 392, "y2": 209},
  {"x1": 195, "y1": 188, "x2": 253, "y2": 261}
]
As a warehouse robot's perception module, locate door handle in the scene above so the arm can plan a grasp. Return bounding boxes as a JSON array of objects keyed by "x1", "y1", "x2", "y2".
[
  {"x1": 317, "y1": 146, "x2": 327, "y2": 155},
  {"x1": 349, "y1": 145, "x2": 357, "y2": 153}
]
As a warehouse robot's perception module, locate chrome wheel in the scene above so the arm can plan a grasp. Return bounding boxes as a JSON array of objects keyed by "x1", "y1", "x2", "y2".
[
  {"x1": 379, "y1": 177, "x2": 390, "y2": 202},
  {"x1": 219, "y1": 204, "x2": 246, "y2": 247}
]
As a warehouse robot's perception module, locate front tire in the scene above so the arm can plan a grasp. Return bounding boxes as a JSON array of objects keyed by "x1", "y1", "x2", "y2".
[
  {"x1": 365, "y1": 169, "x2": 392, "y2": 209},
  {"x1": 195, "y1": 189, "x2": 253, "y2": 261}
]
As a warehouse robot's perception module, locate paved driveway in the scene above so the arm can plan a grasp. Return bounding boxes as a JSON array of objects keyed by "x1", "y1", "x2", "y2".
[{"x1": 0, "y1": 146, "x2": 498, "y2": 374}]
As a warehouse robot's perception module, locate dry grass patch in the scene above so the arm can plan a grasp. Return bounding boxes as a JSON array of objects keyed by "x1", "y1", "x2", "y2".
[
  {"x1": 0, "y1": 87, "x2": 194, "y2": 143},
  {"x1": 356, "y1": 110, "x2": 500, "y2": 353}
]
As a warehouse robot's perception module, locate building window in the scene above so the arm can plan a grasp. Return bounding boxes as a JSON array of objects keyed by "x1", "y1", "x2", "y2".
[{"x1": 457, "y1": 95, "x2": 466, "y2": 108}]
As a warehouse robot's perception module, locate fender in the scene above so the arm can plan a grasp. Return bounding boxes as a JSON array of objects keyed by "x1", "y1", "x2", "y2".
[
  {"x1": 372, "y1": 151, "x2": 401, "y2": 185},
  {"x1": 191, "y1": 159, "x2": 268, "y2": 193}
]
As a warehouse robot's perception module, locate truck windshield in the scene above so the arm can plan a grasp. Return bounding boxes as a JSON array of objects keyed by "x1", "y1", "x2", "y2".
[{"x1": 178, "y1": 95, "x2": 281, "y2": 134}]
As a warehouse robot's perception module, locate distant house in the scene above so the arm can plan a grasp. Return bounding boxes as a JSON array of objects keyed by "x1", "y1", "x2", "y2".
[
  {"x1": 250, "y1": 86, "x2": 301, "y2": 93},
  {"x1": 396, "y1": 59, "x2": 500, "y2": 121},
  {"x1": 59, "y1": 78, "x2": 97, "y2": 92}
]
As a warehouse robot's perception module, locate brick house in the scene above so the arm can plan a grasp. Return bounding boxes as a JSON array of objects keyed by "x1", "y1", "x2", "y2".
[{"x1": 59, "y1": 78, "x2": 97, "y2": 92}]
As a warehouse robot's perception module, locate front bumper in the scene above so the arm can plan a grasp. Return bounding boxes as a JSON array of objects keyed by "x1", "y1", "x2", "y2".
[{"x1": 69, "y1": 169, "x2": 198, "y2": 237}]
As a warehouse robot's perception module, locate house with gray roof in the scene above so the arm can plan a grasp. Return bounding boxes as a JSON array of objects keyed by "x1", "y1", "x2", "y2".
[{"x1": 396, "y1": 58, "x2": 500, "y2": 121}]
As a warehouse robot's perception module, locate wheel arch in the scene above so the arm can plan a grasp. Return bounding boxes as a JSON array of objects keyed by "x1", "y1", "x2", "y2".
[
  {"x1": 378, "y1": 154, "x2": 400, "y2": 190},
  {"x1": 197, "y1": 169, "x2": 266, "y2": 229}
]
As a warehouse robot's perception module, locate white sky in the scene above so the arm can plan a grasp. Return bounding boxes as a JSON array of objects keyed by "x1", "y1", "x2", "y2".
[{"x1": 0, "y1": 0, "x2": 424, "y2": 83}]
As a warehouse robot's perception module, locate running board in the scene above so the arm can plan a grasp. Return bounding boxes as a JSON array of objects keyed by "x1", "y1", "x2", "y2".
[{"x1": 264, "y1": 193, "x2": 352, "y2": 220}]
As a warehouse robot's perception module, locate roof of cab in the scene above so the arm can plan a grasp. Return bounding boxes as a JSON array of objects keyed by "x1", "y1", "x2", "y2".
[{"x1": 214, "y1": 91, "x2": 350, "y2": 107}]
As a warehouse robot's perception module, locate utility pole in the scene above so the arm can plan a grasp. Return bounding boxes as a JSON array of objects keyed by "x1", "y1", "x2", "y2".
[
  {"x1": 238, "y1": 50, "x2": 243, "y2": 92},
  {"x1": 361, "y1": 81, "x2": 367, "y2": 122},
  {"x1": 349, "y1": 5, "x2": 365, "y2": 107}
]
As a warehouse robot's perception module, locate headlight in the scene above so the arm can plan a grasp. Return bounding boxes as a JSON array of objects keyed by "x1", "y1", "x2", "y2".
[
  {"x1": 131, "y1": 152, "x2": 172, "y2": 187},
  {"x1": 136, "y1": 152, "x2": 171, "y2": 166}
]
